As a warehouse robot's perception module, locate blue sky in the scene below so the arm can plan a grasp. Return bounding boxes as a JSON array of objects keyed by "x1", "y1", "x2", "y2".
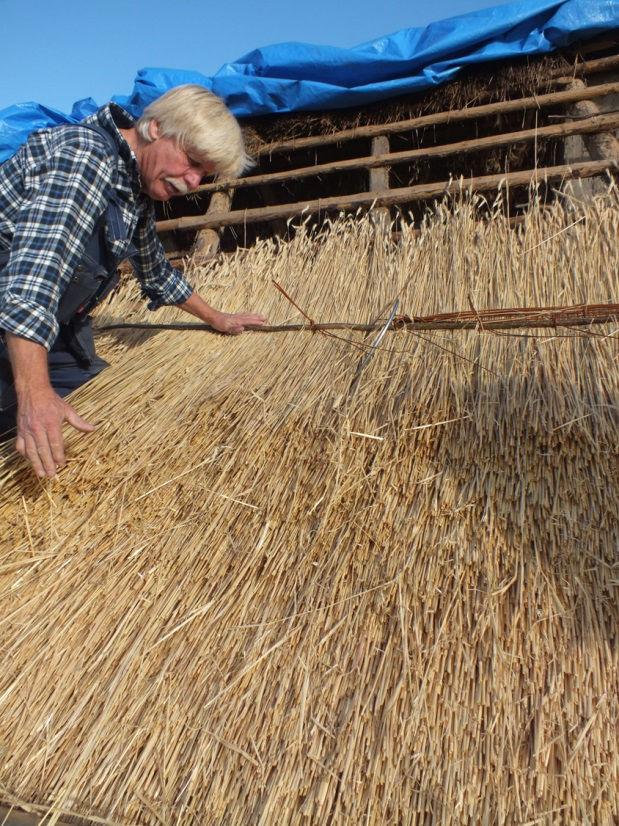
[{"x1": 0, "y1": 0, "x2": 506, "y2": 113}]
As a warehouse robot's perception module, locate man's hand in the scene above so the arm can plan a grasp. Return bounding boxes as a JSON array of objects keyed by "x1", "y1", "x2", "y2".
[
  {"x1": 209, "y1": 310, "x2": 267, "y2": 335},
  {"x1": 15, "y1": 387, "x2": 95, "y2": 478},
  {"x1": 179, "y1": 293, "x2": 266, "y2": 335},
  {"x1": 6, "y1": 333, "x2": 95, "y2": 478}
]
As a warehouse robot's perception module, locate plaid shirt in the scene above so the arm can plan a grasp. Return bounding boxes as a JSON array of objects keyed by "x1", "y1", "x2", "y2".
[{"x1": 0, "y1": 103, "x2": 193, "y2": 350}]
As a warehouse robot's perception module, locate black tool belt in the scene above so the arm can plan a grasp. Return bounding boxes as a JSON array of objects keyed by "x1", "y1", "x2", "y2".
[
  {"x1": 56, "y1": 243, "x2": 120, "y2": 368},
  {"x1": 55, "y1": 123, "x2": 124, "y2": 367},
  {"x1": 57, "y1": 250, "x2": 119, "y2": 327}
]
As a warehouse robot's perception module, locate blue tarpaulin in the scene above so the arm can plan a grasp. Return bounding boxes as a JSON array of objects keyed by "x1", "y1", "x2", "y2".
[{"x1": 1, "y1": 0, "x2": 618, "y2": 162}]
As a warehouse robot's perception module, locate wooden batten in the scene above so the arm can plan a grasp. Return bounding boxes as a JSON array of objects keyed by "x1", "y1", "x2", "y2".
[
  {"x1": 157, "y1": 159, "x2": 616, "y2": 233},
  {"x1": 249, "y1": 78, "x2": 619, "y2": 157},
  {"x1": 190, "y1": 110, "x2": 619, "y2": 195}
]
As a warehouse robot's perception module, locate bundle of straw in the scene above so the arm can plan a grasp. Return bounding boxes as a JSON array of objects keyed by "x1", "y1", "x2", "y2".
[{"x1": 0, "y1": 194, "x2": 617, "y2": 825}]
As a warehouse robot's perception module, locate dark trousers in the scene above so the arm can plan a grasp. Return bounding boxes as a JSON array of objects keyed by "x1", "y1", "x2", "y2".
[{"x1": 0, "y1": 320, "x2": 107, "y2": 436}]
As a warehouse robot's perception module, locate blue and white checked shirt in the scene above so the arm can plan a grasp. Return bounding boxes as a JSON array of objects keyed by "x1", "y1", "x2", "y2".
[{"x1": 0, "y1": 103, "x2": 193, "y2": 350}]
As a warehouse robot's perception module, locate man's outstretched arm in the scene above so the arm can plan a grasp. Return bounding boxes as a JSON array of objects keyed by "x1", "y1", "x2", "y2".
[
  {"x1": 178, "y1": 292, "x2": 266, "y2": 335},
  {"x1": 6, "y1": 333, "x2": 95, "y2": 478}
]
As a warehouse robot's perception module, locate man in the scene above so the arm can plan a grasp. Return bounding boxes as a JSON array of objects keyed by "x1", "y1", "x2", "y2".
[{"x1": 0, "y1": 84, "x2": 265, "y2": 478}]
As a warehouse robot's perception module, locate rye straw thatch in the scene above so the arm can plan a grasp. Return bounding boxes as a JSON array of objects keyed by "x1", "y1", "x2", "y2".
[
  {"x1": 241, "y1": 51, "x2": 572, "y2": 148},
  {"x1": 0, "y1": 191, "x2": 618, "y2": 825}
]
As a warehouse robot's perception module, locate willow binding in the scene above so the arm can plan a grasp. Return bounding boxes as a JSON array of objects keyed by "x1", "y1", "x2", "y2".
[{"x1": 0, "y1": 192, "x2": 617, "y2": 825}]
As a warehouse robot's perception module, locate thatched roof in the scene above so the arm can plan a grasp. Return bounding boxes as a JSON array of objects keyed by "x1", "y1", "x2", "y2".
[
  {"x1": 161, "y1": 38, "x2": 619, "y2": 255},
  {"x1": 0, "y1": 194, "x2": 618, "y2": 824},
  {"x1": 241, "y1": 51, "x2": 571, "y2": 150}
]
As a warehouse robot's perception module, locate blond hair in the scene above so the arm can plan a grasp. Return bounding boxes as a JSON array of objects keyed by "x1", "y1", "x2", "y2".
[{"x1": 136, "y1": 84, "x2": 251, "y2": 178}]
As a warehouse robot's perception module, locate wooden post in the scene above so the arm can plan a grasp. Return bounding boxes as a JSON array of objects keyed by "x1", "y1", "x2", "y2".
[
  {"x1": 563, "y1": 78, "x2": 619, "y2": 161},
  {"x1": 257, "y1": 183, "x2": 289, "y2": 240},
  {"x1": 561, "y1": 78, "x2": 619, "y2": 199},
  {"x1": 190, "y1": 188, "x2": 233, "y2": 262},
  {"x1": 369, "y1": 135, "x2": 391, "y2": 228}
]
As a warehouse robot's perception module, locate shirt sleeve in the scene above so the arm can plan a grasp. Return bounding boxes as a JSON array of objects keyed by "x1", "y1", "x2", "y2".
[
  {"x1": 0, "y1": 138, "x2": 115, "y2": 350},
  {"x1": 130, "y1": 199, "x2": 193, "y2": 310}
]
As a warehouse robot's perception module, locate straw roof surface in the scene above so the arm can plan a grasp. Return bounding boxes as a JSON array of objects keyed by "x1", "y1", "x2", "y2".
[{"x1": 0, "y1": 193, "x2": 618, "y2": 825}]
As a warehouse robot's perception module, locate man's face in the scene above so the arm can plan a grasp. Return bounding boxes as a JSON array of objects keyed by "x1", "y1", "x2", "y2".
[{"x1": 138, "y1": 122, "x2": 216, "y2": 201}]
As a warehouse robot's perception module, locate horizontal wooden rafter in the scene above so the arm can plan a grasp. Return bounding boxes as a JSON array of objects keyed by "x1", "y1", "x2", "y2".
[
  {"x1": 156, "y1": 159, "x2": 616, "y2": 233},
  {"x1": 192, "y1": 110, "x2": 619, "y2": 194},
  {"x1": 249, "y1": 76, "x2": 619, "y2": 157}
]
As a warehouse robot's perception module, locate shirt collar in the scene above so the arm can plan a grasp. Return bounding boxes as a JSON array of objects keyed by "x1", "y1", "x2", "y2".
[{"x1": 88, "y1": 103, "x2": 142, "y2": 197}]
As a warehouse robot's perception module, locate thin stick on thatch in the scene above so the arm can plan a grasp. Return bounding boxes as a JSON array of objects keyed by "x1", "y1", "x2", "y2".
[
  {"x1": 521, "y1": 216, "x2": 585, "y2": 252},
  {"x1": 97, "y1": 301, "x2": 619, "y2": 334}
]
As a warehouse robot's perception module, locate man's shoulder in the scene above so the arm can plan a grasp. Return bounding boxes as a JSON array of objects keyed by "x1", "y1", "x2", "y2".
[
  {"x1": 48, "y1": 123, "x2": 116, "y2": 160},
  {"x1": 10, "y1": 123, "x2": 118, "y2": 185}
]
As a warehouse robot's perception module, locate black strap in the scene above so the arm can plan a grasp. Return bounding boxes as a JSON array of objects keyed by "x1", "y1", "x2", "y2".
[{"x1": 56, "y1": 123, "x2": 125, "y2": 326}]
